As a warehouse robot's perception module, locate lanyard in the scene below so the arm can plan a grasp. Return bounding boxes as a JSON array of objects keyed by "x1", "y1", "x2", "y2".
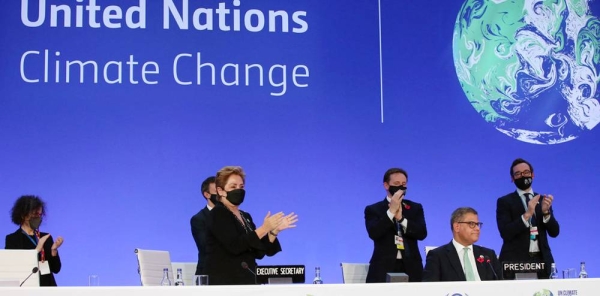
[
  {"x1": 241, "y1": 214, "x2": 254, "y2": 233},
  {"x1": 22, "y1": 230, "x2": 45, "y2": 262},
  {"x1": 395, "y1": 219, "x2": 403, "y2": 237},
  {"x1": 22, "y1": 230, "x2": 37, "y2": 245}
]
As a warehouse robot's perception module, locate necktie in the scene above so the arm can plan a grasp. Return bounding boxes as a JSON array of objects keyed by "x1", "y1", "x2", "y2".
[
  {"x1": 524, "y1": 193, "x2": 537, "y2": 226},
  {"x1": 463, "y1": 247, "x2": 476, "y2": 281}
]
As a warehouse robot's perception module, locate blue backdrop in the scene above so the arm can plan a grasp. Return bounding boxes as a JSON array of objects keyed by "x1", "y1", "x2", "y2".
[{"x1": 1, "y1": 0, "x2": 599, "y2": 285}]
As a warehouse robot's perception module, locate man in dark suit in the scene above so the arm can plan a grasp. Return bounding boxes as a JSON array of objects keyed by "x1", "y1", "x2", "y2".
[
  {"x1": 496, "y1": 158, "x2": 560, "y2": 279},
  {"x1": 365, "y1": 168, "x2": 427, "y2": 282},
  {"x1": 423, "y1": 207, "x2": 502, "y2": 281},
  {"x1": 190, "y1": 176, "x2": 218, "y2": 275}
]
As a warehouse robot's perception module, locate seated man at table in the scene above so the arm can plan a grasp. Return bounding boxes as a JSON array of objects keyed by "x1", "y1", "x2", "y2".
[{"x1": 423, "y1": 207, "x2": 502, "y2": 281}]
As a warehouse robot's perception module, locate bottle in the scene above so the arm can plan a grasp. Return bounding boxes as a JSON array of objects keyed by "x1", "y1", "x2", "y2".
[
  {"x1": 578, "y1": 262, "x2": 588, "y2": 278},
  {"x1": 549, "y1": 263, "x2": 558, "y2": 279},
  {"x1": 174, "y1": 268, "x2": 184, "y2": 286},
  {"x1": 312, "y1": 267, "x2": 323, "y2": 284},
  {"x1": 160, "y1": 268, "x2": 172, "y2": 286}
]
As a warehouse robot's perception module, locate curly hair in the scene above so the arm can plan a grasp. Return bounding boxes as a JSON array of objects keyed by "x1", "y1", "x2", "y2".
[{"x1": 10, "y1": 195, "x2": 46, "y2": 225}]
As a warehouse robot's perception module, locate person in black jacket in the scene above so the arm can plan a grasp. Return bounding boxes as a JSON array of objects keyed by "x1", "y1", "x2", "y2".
[
  {"x1": 190, "y1": 176, "x2": 218, "y2": 276},
  {"x1": 204, "y1": 166, "x2": 298, "y2": 285},
  {"x1": 365, "y1": 168, "x2": 427, "y2": 282},
  {"x1": 496, "y1": 158, "x2": 559, "y2": 279},
  {"x1": 4, "y1": 195, "x2": 64, "y2": 286},
  {"x1": 423, "y1": 207, "x2": 502, "y2": 281}
]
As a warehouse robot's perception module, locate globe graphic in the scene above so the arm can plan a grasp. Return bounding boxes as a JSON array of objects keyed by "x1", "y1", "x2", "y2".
[
  {"x1": 533, "y1": 289, "x2": 554, "y2": 296},
  {"x1": 453, "y1": 0, "x2": 600, "y2": 144}
]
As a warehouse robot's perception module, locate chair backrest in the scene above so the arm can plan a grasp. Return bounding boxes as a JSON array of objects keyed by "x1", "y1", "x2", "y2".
[
  {"x1": 0, "y1": 250, "x2": 40, "y2": 287},
  {"x1": 171, "y1": 262, "x2": 197, "y2": 286},
  {"x1": 134, "y1": 249, "x2": 173, "y2": 286},
  {"x1": 425, "y1": 246, "x2": 438, "y2": 256},
  {"x1": 340, "y1": 263, "x2": 369, "y2": 284}
]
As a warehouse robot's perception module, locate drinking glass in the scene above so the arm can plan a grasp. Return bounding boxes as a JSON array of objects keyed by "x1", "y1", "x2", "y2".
[{"x1": 88, "y1": 275, "x2": 100, "y2": 286}]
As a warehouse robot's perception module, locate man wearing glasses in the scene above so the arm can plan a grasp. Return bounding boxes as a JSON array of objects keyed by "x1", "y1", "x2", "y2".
[
  {"x1": 423, "y1": 207, "x2": 502, "y2": 281},
  {"x1": 496, "y1": 158, "x2": 560, "y2": 279}
]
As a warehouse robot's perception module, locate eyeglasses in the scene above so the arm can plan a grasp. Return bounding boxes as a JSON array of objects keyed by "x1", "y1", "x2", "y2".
[
  {"x1": 513, "y1": 170, "x2": 532, "y2": 178},
  {"x1": 458, "y1": 221, "x2": 483, "y2": 229}
]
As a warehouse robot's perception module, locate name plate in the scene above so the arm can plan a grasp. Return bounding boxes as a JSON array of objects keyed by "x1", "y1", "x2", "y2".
[
  {"x1": 502, "y1": 261, "x2": 546, "y2": 279},
  {"x1": 256, "y1": 265, "x2": 305, "y2": 284}
]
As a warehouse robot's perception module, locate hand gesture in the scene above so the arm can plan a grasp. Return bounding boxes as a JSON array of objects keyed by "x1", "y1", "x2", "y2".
[
  {"x1": 541, "y1": 194, "x2": 553, "y2": 213},
  {"x1": 274, "y1": 212, "x2": 298, "y2": 234},
  {"x1": 388, "y1": 189, "x2": 404, "y2": 214},
  {"x1": 262, "y1": 211, "x2": 284, "y2": 232},
  {"x1": 527, "y1": 195, "x2": 541, "y2": 215},
  {"x1": 51, "y1": 236, "x2": 64, "y2": 251},
  {"x1": 394, "y1": 205, "x2": 403, "y2": 220},
  {"x1": 36, "y1": 234, "x2": 50, "y2": 253}
]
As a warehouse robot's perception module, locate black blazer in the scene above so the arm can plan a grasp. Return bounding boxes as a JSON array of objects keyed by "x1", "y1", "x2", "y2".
[
  {"x1": 4, "y1": 229, "x2": 62, "y2": 286},
  {"x1": 364, "y1": 198, "x2": 427, "y2": 282},
  {"x1": 190, "y1": 206, "x2": 211, "y2": 275},
  {"x1": 423, "y1": 241, "x2": 502, "y2": 281},
  {"x1": 204, "y1": 205, "x2": 281, "y2": 285},
  {"x1": 496, "y1": 191, "x2": 560, "y2": 275}
]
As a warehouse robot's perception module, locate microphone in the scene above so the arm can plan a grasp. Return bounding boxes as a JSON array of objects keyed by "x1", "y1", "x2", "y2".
[
  {"x1": 20, "y1": 267, "x2": 39, "y2": 287},
  {"x1": 484, "y1": 256, "x2": 498, "y2": 280},
  {"x1": 241, "y1": 262, "x2": 257, "y2": 284}
]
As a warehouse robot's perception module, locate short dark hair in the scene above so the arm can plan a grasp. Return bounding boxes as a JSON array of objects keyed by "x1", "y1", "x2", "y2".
[
  {"x1": 10, "y1": 195, "x2": 46, "y2": 226},
  {"x1": 450, "y1": 207, "x2": 478, "y2": 231},
  {"x1": 510, "y1": 158, "x2": 534, "y2": 178},
  {"x1": 201, "y1": 176, "x2": 216, "y2": 194},
  {"x1": 383, "y1": 168, "x2": 408, "y2": 183}
]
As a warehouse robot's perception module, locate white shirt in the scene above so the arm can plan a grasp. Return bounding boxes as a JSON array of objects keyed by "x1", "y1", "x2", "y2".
[
  {"x1": 452, "y1": 239, "x2": 481, "y2": 281},
  {"x1": 207, "y1": 204, "x2": 214, "y2": 211}
]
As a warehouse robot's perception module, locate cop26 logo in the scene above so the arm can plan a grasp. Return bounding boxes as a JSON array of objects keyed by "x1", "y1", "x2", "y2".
[{"x1": 453, "y1": 0, "x2": 600, "y2": 144}]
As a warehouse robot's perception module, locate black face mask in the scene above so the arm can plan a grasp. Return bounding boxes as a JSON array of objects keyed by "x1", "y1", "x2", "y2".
[
  {"x1": 388, "y1": 185, "x2": 407, "y2": 196},
  {"x1": 226, "y1": 189, "x2": 246, "y2": 206},
  {"x1": 29, "y1": 217, "x2": 42, "y2": 230},
  {"x1": 209, "y1": 194, "x2": 221, "y2": 206},
  {"x1": 514, "y1": 177, "x2": 533, "y2": 190}
]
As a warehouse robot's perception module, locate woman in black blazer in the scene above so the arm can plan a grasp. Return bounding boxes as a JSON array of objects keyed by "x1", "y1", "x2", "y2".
[
  {"x1": 4, "y1": 195, "x2": 64, "y2": 286},
  {"x1": 205, "y1": 166, "x2": 298, "y2": 285}
]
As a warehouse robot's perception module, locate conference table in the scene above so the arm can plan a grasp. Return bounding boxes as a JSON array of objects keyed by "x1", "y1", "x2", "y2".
[{"x1": 1, "y1": 279, "x2": 596, "y2": 296}]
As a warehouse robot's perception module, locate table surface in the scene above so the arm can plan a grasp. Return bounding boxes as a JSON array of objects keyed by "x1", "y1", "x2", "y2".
[{"x1": 0, "y1": 278, "x2": 597, "y2": 296}]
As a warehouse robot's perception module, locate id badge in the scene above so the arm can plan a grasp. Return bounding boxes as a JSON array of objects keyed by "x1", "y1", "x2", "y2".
[
  {"x1": 530, "y1": 226, "x2": 539, "y2": 240},
  {"x1": 530, "y1": 226, "x2": 539, "y2": 236},
  {"x1": 39, "y1": 261, "x2": 51, "y2": 275},
  {"x1": 394, "y1": 235, "x2": 405, "y2": 250}
]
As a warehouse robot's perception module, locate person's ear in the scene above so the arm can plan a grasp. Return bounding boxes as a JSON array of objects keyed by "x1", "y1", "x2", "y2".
[{"x1": 216, "y1": 187, "x2": 226, "y2": 197}]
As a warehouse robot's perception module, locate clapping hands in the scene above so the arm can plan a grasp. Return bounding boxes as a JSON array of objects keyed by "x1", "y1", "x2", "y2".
[
  {"x1": 262, "y1": 211, "x2": 299, "y2": 236},
  {"x1": 274, "y1": 212, "x2": 298, "y2": 234},
  {"x1": 35, "y1": 234, "x2": 50, "y2": 253},
  {"x1": 52, "y1": 236, "x2": 64, "y2": 251}
]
